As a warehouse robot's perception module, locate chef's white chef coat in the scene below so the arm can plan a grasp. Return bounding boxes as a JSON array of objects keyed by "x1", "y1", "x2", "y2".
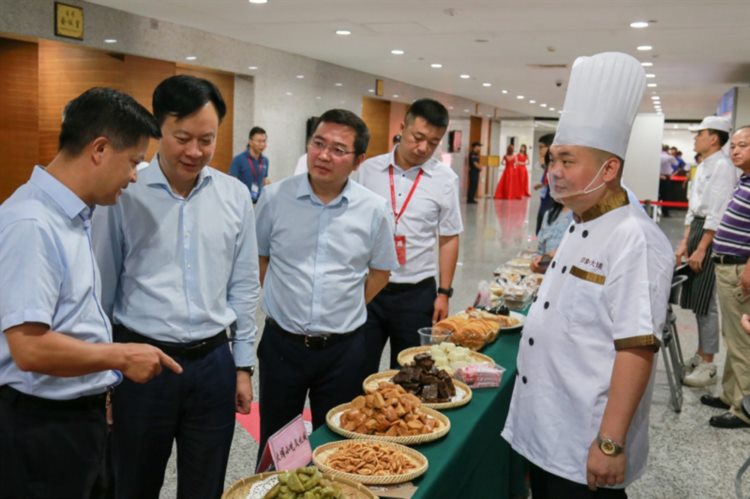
[{"x1": 502, "y1": 187, "x2": 673, "y2": 487}]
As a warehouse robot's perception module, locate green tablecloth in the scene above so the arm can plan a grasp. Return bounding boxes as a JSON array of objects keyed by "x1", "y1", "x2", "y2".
[{"x1": 309, "y1": 333, "x2": 527, "y2": 499}]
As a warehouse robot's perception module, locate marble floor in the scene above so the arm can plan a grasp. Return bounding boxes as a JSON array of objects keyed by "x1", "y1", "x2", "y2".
[{"x1": 159, "y1": 194, "x2": 750, "y2": 499}]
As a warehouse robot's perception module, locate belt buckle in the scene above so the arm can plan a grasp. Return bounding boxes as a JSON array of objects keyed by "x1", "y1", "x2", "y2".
[
  {"x1": 186, "y1": 339, "x2": 209, "y2": 352},
  {"x1": 304, "y1": 335, "x2": 327, "y2": 349}
]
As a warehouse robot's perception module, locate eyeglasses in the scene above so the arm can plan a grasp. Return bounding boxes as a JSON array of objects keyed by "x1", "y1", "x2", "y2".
[{"x1": 308, "y1": 138, "x2": 355, "y2": 158}]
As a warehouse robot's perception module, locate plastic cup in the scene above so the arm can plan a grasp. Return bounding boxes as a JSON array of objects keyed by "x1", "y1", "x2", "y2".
[{"x1": 417, "y1": 327, "x2": 452, "y2": 346}]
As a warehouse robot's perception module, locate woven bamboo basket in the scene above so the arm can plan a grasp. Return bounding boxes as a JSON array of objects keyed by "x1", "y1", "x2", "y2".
[
  {"x1": 221, "y1": 470, "x2": 376, "y2": 499},
  {"x1": 362, "y1": 370, "x2": 472, "y2": 410}
]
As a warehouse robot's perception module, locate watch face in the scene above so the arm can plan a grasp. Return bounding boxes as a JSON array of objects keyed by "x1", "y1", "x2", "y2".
[{"x1": 601, "y1": 441, "x2": 616, "y2": 455}]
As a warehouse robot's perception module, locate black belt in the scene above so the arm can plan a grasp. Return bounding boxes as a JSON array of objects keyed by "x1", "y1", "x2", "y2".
[
  {"x1": 712, "y1": 254, "x2": 749, "y2": 265},
  {"x1": 266, "y1": 317, "x2": 358, "y2": 350},
  {"x1": 0, "y1": 385, "x2": 106, "y2": 412},
  {"x1": 113, "y1": 325, "x2": 228, "y2": 359},
  {"x1": 382, "y1": 276, "x2": 436, "y2": 293}
]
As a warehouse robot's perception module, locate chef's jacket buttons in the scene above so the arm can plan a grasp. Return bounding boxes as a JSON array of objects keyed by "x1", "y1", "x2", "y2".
[
  {"x1": 582, "y1": 230, "x2": 589, "y2": 238},
  {"x1": 533, "y1": 295, "x2": 538, "y2": 303},
  {"x1": 522, "y1": 376, "x2": 528, "y2": 384},
  {"x1": 544, "y1": 301, "x2": 550, "y2": 309},
  {"x1": 551, "y1": 261, "x2": 556, "y2": 269},
  {"x1": 569, "y1": 225, "x2": 575, "y2": 233},
  {"x1": 528, "y1": 337, "x2": 534, "y2": 346},
  {"x1": 562, "y1": 266, "x2": 567, "y2": 274}
]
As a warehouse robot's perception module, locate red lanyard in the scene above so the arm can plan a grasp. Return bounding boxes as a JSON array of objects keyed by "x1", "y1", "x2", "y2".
[
  {"x1": 246, "y1": 152, "x2": 263, "y2": 180},
  {"x1": 389, "y1": 165, "x2": 424, "y2": 226}
]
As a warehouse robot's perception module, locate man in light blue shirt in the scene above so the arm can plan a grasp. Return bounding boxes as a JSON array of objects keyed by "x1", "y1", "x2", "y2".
[
  {"x1": 92, "y1": 75, "x2": 260, "y2": 499},
  {"x1": 0, "y1": 88, "x2": 178, "y2": 499},
  {"x1": 255, "y1": 109, "x2": 398, "y2": 458}
]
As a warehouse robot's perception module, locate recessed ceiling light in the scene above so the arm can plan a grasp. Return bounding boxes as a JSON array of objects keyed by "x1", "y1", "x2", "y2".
[
  {"x1": 558, "y1": 110, "x2": 562, "y2": 114},
  {"x1": 651, "y1": 96, "x2": 660, "y2": 100},
  {"x1": 501, "y1": 89, "x2": 508, "y2": 94},
  {"x1": 448, "y1": 106, "x2": 454, "y2": 110},
  {"x1": 460, "y1": 74, "x2": 471, "y2": 79},
  {"x1": 104, "y1": 38, "x2": 117, "y2": 44},
  {"x1": 549, "y1": 107, "x2": 555, "y2": 111},
  {"x1": 391, "y1": 49, "x2": 405, "y2": 55},
  {"x1": 296, "y1": 74, "x2": 304, "y2": 79},
  {"x1": 516, "y1": 95, "x2": 524, "y2": 100},
  {"x1": 482, "y1": 82, "x2": 492, "y2": 87},
  {"x1": 630, "y1": 21, "x2": 649, "y2": 29},
  {"x1": 647, "y1": 83, "x2": 657, "y2": 88},
  {"x1": 540, "y1": 103, "x2": 547, "y2": 108},
  {"x1": 315, "y1": 96, "x2": 321, "y2": 100},
  {"x1": 335, "y1": 29, "x2": 351, "y2": 36},
  {"x1": 334, "y1": 82, "x2": 343, "y2": 87},
  {"x1": 285, "y1": 92, "x2": 293, "y2": 96},
  {"x1": 645, "y1": 73, "x2": 656, "y2": 78},
  {"x1": 464, "y1": 109, "x2": 470, "y2": 113},
  {"x1": 248, "y1": 66, "x2": 258, "y2": 70},
  {"x1": 185, "y1": 56, "x2": 197, "y2": 61},
  {"x1": 392, "y1": 94, "x2": 399, "y2": 98},
  {"x1": 529, "y1": 100, "x2": 536, "y2": 104},
  {"x1": 641, "y1": 61, "x2": 654, "y2": 67},
  {"x1": 431, "y1": 63, "x2": 442, "y2": 68},
  {"x1": 249, "y1": 0, "x2": 268, "y2": 4},
  {"x1": 637, "y1": 45, "x2": 653, "y2": 51},
  {"x1": 368, "y1": 89, "x2": 375, "y2": 93}
]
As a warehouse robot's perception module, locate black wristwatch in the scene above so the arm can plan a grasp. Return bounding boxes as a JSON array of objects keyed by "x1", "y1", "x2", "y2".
[
  {"x1": 236, "y1": 366, "x2": 255, "y2": 376},
  {"x1": 437, "y1": 287, "x2": 453, "y2": 298}
]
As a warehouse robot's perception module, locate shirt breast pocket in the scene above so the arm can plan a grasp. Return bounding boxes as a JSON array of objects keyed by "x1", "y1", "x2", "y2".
[{"x1": 555, "y1": 267, "x2": 606, "y2": 328}]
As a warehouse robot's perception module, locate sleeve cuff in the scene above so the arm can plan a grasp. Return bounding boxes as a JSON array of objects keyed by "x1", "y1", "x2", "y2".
[
  {"x1": 614, "y1": 334, "x2": 661, "y2": 352},
  {"x1": 231, "y1": 335, "x2": 256, "y2": 367}
]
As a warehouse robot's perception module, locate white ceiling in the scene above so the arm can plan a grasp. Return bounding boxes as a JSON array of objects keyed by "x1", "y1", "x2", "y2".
[{"x1": 90, "y1": 0, "x2": 750, "y2": 121}]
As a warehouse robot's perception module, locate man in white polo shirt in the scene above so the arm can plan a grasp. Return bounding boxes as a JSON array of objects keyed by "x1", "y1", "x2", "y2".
[{"x1": 357, "y1": 98, "x2": 463, "y2": 372}]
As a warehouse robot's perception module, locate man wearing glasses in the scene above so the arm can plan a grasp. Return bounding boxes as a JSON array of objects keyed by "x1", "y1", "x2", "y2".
[
  {"x1": 254, "y1": 109, "x2": 398, "y2": 457},
  {"x1": 357, "y1": 98, "x2": 463, "y2": 373}
]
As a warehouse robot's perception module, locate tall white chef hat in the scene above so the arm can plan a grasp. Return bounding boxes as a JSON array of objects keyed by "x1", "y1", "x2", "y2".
[{"x1": 553, "y1": 52, "x2": 646, "y2": 158}]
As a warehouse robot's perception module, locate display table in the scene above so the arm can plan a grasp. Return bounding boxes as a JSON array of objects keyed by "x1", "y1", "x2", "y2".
[{"x1": 309, "y1": 333, "x2": 527, "y2": 498}]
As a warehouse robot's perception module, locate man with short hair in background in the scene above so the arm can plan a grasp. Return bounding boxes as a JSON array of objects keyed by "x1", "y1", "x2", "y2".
[{"x1": 230, "y1": 126, "x2": 270, "y2": 204}]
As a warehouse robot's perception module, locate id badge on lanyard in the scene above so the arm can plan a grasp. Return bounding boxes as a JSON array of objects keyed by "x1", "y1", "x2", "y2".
[{"x1": 389, "y1": 165, "x2": 423, "y2": 266}]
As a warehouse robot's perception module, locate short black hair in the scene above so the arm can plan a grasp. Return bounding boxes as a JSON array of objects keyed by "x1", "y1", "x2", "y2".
[
  {"x1": 249, "y1": 126, "x2": 266, "y2": 139},
  {"x1": 152, "y1": 75, "x2": 226, "y2": 126},
  {"x1": 706, "y1": 129, "x2": 729, "y2": 147},
  {"x1": 471, "y1": 142, "x2": 482, "y2": 148},
  {"x1": 539, "y1": 133, "x2": 555, "y2": 166},
  {"x1": 314, "y1": 109, "x2": 370, "y2": 156},
  {"x1": 405, "y1": 98, "x2": 449, "y2": 129},
  {"x1": 58, "y1": 87, "x2": 160, "y2": 156}
]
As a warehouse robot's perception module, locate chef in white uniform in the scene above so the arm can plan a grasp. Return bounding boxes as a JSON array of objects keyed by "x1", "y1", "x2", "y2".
[{"x1": 502, "y1": 52, "x2": 674, "y2": 498}]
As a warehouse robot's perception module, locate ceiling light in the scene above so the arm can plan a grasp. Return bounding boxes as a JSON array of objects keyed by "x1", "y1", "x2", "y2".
[
  {"x1": 501, "y1": 89, "x2": 508, "y2": 94},
  {"x1": 645, "y1": 73, "x2": 656, "y2": 78},
  {"x1": 460, "y1": 74, "x2": 471, "y2": 79},
  {"x1": 104, "y1": 38, "x2": 117, "y2": 44},
  {"x1": 335, "y1": 30, "x2": 351, "y2": 36},
  {"x1": 482, "y1": 82, "x2": 492, "y2": 87},
  {"x1": 558, "y1": 110, "x2": 562, "y2": 114},
  {"x1": 647, "y1": 83, "x2": 657, "y2": 88},
  {"x1": 249, "y1": 0, "x2": 268, "y2": 4},
  {"x1": 464, "y1": 109, "x2": 470, "y2": 113},
  {"x1": 529, "y1": 100, "x2": 536, "y2": 104},
  {"x1": 516, "y1": 95, "x2": 524, "y2": 100},
  {"x1": 334, "y1": 82, "x2": 343, "y2": 87},
  {"x1": 630, "y1": 21, "x2": 649, "y2": 29},
  {"x1": 431, "y1": 63, "x2": 442, "y2": 68},
  {"x1": 391, "y1": 49, "x2": 405, "y2": 55},
  {"x1": 296, "y1": 74, "x2": 304, "y2": 79},
  {"x1": 448, "y1": 106, "x2": 454, "y2": 110},
  {"x1": 392, "y1": 94, "x2": 399, "y2": 98},
  {"x1": 637, "y1": 45, "x2": 653, "y2": 51},
  {"x1": 315, "y1": 96, "x2": 321, "y2": 100},
  {"x1": 540, "y1": 103, "x2": 547, "y2": 108},
  {"x1": 248, "y1": 66, "x2": 258, "y2": 70},
  {"x1": 185, "y1": 56, "x2": 197, "y2": 61},
  {"x1": 549, "y1": 107, "x2": 555, "y2": 111},
  {"x1": 368, "y1": 89, "x2": 375, "y2": 93},
  {"x1": 641, "y1": 62, "x2": 653, "y2": 67},
  {"x1": 285, "y1": 92, "x2": 293, "y2": 96}
]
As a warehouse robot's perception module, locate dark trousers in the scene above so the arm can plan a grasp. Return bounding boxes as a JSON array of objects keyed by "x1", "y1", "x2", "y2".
[
  {"x1": 658, "y1": 176, "x2": 671, "y2": 216},
  {"x1": 468, "y1": 168, "x2": 480, "y2": 202},
  {"x1": 257, "y1": 319, "x2": 366, "y2": 460},
  {"x1": 110, "y1": 340, "x2": 236, "y2": 499},
  {"x1": 529, "y1": 462, "x2": 627, "y2": 499},
  {"x1": 362, "y1": 278, "x2": 436, "y2": 374},
  {"x1": 0, "y1": 385, "x2": 107, "y2": 499}
]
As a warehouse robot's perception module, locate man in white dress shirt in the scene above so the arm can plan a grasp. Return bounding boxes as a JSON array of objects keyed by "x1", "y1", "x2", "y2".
[
  {"x1": 502, "y1": 52, "x2": 673, "y2": 497},
  {"x1": 676, "y1": 115, "x2": 737, "y2": 387},
  {"x1": 357, "y1": 98, "x2": 463, "y2": 372}
]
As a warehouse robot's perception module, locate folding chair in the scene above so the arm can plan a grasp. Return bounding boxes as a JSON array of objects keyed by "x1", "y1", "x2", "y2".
[{"x1": 661, "y1": 273, "x2": 688, "y2": 413}]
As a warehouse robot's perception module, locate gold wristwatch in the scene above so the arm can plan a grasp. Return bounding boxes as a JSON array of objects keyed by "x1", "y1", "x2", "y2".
[{"x1": 596, "y1": 434, "x2": 624, "y2": 456}]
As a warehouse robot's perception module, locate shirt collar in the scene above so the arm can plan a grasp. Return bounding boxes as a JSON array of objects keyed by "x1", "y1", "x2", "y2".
[
  {"x1": 295, "y1": 174, "x2": 351, "y2": 206},
  {"x1": 381, "y1": 146, "x2": 436, "y2": 177},
  {"x1": 29, "y1": 166, "x2": 89, "y2": 221},
  {"x1": 702, "y1": 149, "x2": 727, "y2": 167},
  {"x1": 142, "y1": 155, "x2": 213, "y2": 194},
  {"x1": 574, "y1": 186, "x2": 629, "y2": 223}
]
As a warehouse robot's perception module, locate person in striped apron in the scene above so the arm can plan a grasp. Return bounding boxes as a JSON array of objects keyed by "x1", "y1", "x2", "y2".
[
  {"x1": 703, "y1": 126, "x2": 750, "y2": 428},
  {"x1": 675, "y1": 115, "x2": 737, "y2": 387}
]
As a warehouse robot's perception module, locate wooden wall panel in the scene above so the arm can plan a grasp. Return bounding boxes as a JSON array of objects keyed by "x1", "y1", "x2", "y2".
[
  {"x1": 0, "y1": 38, "x2": 39, "y2": 202},
  {"x1": 176, "y1": 65, "x2": 235, "y2": 172},
  {"x1": 362, "y1": 97, "x2": 390, "y2": 158}
]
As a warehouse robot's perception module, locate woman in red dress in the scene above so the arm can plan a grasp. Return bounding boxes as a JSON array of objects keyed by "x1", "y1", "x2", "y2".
[{"x1": 494, "y1": 144, "x2": 531, "y2": 199}]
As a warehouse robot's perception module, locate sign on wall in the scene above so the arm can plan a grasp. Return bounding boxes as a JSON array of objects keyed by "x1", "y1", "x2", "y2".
[{"x1": 55, "y1": 2, "x2": 84, "y2": 41}]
